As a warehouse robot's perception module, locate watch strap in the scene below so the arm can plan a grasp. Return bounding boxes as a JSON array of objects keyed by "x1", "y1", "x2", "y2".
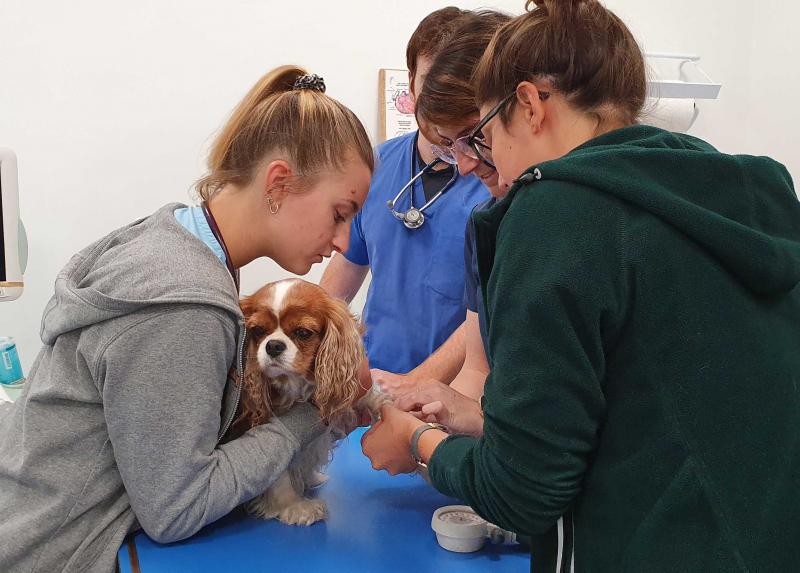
[{"x1": 410, "y1": 422, "x2": 448, "y2": 468}]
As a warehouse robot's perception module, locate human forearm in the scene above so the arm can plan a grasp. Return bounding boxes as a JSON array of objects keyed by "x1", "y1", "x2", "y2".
[
  {"x1": 449, "y1": 312, "x2": 489, "y2": 400},
  {"x1": 408, "y1": 321, "x2": 466, "y2": 383},
  {"x1": 141, "y1": 415, "x2": 309, "y2": 542},
  {"x1": 426, "y1": 435, "x2": 548, "y2": 533},
  {"x1": 361, "y1": 405, "x2": 447, "y2": 475},
  {"x1": 319, "y1": 253, "x2": 369, "y2": 303},
  {"x1": 449, "y1": 368, "x2": 488, "y2": 402},
  {"x1": 362, "y1": 404, "x2": 557, "y2": 534}
]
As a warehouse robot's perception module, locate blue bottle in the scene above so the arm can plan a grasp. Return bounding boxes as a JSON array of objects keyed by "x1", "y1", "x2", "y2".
[{"x1": 0, "y1": 337, "x2": 25, "y2": 385}]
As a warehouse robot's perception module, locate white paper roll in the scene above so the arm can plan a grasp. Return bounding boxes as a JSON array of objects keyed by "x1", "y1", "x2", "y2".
[
  {"x1": 0, "y1": 148, "x2": 24, "y2": 302},
  {"x1": 640, "y1": 98, "x2": 698, "y2": 133}
]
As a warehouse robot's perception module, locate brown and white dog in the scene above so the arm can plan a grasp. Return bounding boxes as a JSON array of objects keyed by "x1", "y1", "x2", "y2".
[{"x1": 230, "y1": 278, "x2": 380, "y2": 526}]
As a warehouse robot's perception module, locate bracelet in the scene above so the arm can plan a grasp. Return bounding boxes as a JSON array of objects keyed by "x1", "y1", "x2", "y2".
[{"x1": 410, "y1": 422, "x2": 449, "y2": 469}]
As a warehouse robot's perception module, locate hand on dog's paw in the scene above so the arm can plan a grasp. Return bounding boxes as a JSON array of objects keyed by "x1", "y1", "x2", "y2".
[{"x1": 277, "y1": 499, "x2": 328, "y2": 526}]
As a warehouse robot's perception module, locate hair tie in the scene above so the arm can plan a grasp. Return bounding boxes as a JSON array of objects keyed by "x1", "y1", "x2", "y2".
[{"x1": 293, "y1": 74, "x2": 326, "y2": 93}]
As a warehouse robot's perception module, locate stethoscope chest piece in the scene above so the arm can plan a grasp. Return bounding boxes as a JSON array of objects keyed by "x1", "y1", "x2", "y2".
[
  {"x1": 386, "y1": 134, "x2": 458, "y2": 231},
  {"x1": 403, "y1": 208, "x2": 425, "y2": 229}
]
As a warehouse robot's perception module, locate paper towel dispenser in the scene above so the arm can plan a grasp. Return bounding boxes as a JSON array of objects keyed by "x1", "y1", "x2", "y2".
[{"x1": 0, "y1": 149, "x2": 26, "y2": 302}]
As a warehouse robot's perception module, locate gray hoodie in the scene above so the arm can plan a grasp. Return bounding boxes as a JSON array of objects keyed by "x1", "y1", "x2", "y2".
[{"x1": 0, "y1": 203, "x2": 323, "y2": 573}]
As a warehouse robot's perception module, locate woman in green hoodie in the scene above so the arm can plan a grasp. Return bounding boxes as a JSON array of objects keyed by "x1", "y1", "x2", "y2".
[{"x1": 362, "y1": 1, "x2": 800, "y2": 571}]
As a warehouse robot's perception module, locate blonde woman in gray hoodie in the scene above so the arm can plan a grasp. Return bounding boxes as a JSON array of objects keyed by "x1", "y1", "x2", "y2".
[{"x1": 0, "y1": 66, "x2": 373, "y2": 573}]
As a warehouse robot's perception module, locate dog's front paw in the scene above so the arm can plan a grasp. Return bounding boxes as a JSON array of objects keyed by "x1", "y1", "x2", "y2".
[
  {"x1": 277, "y1": 499, "x2": 328, "y2": 526},
  {"x1": 357, "y1": 388, "x2": 393, "y2": 423},
  {"x1": 247, "y1": 493, "x2": 278, "y2": 520}
]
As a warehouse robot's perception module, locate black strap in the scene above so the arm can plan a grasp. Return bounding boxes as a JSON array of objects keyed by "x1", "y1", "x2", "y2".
[
  {"x1": 200, "y1": 201, "x2": 240, "y2": 293},
  {"x1": 409, "y1": 133, "x2": 420, "y2": 208}
]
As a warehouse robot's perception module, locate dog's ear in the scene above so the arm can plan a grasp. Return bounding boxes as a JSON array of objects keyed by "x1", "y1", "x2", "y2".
[
  {"x1": 232, "y1": 294, "x2": 271, "y2": 433},
  {"x1": 313, "y1": 298, "x2": 364, "y2": 428},
  {"x1": 240, "y1": 294, "x2": 255, "y2": 319},
  {"x1": 232, "y1": 336, "x2": 272, "y2": 433}
]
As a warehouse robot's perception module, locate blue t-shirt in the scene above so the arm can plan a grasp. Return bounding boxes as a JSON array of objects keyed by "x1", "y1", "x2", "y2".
[
  {"x1": 345, "y1": 131, "x2": 490, "y2": 373},
  {"x1": 464, "y1": 197, "x2": 496, "y2": 352}
]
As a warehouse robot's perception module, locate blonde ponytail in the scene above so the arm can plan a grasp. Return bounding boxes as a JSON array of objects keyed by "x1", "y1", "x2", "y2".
[
  {"x1": 197, "y1": 65, "x2": 373, "y2": 201},
  {"x1": 207, "y1": 66, "x2": 304, "y2": 174}
]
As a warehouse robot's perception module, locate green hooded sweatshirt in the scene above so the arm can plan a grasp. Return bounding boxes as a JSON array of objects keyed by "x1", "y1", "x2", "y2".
[{"x1": 429, "y1": 125, "x2": 800, "y2": 573}]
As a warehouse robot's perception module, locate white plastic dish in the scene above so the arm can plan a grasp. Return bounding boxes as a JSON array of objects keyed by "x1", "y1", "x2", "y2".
[{"x1": 431, "y1": 505, "x2": 488, "y2": 553}]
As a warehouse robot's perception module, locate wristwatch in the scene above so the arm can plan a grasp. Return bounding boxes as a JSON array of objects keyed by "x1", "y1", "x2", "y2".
[{"x1": 410, "y1": 422, "x2": 449, "y2": 469}]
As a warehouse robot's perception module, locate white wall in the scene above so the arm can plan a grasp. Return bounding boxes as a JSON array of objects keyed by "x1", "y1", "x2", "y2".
[
  {"x1": 1, "y1": 0, "x2": 797, "y2": 370},
  {"x1": 743, "y1": 0, "x2": 800, "y2": 179}
]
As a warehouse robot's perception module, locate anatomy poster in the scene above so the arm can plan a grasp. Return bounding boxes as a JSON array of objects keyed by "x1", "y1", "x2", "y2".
[{"x1": 379, "y1": 68, "x2": 418, "y2": 142}]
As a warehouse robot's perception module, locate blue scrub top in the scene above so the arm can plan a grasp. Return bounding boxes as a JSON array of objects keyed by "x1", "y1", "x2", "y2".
[
  {"x1": 344, "y1": 131, "x2": 490, "y2": 374},
  {"x1": 463, "y1": 197, "x2": 497, "y2": 354}
]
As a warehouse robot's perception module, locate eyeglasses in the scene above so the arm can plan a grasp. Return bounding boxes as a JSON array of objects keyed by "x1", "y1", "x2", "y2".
[
  {"x1": 430, "y1": 132, "x2": 496, "y2": 169},
  {"x1": 430, "y1": 89, "x2": 550, "y2": 169}
]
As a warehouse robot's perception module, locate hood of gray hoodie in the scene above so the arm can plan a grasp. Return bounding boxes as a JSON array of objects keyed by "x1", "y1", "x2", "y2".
[{"x1": 41, "y1": 202, "x2": 243, "y2": 345}]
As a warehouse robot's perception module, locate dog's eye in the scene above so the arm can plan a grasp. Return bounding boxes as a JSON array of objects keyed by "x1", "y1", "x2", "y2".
[
  {"x1": 249, "y1": 326, "x2": 266, "y2": 339},
  {"x1": 294, "y1": 328, "x2": 313, "y2": 340}
]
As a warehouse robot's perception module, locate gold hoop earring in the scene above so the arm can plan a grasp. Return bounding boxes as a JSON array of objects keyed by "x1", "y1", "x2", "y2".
[{"x1": 267, "y1": 195, "x2": 280, "y2": 214}]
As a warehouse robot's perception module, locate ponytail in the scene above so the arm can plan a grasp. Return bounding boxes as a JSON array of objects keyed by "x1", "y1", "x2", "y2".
[
  {"x1": 207, "y1": 66, "x2": 304, "y2": 174},
  {"x1": 197, "y1": 65, "x2": 373, "y2": 201},
  {"x1": 476, "y1": 0, "x2": 647, "y2": 126}
]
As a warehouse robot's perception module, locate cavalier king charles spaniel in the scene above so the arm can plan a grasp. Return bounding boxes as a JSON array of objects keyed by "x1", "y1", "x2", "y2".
[{"x1": 229, "y1": 278, "x2": 383, "y2": 526}]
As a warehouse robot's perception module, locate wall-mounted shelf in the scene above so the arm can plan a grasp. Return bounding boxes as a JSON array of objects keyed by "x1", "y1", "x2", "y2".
[{"x1": 646, "y1": 53, "x2": 722, "y2": 99}]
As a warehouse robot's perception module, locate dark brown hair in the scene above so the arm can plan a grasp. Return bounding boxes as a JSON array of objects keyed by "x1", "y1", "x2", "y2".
[
  {"x1": 196, "y1": 65, "x2": 373, "y2": 201},
  {"x1": 414, "y1": 10, "x2": 512, "y2": 130},
  {"x1": 406, "y1": 7, "x2": 469, "y2": 79},
  {"x1": 473, "y1": 0, "x2": 647, "y2": 126}
]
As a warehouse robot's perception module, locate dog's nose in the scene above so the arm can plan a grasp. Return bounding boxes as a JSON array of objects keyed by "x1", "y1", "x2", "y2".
[{"x1": 265, "y1": 340, "x2": 286, "y2": 358}]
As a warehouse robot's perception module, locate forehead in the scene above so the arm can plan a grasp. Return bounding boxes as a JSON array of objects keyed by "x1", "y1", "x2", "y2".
[{"x1": 322, "y1": 158, "x2": 370, "y2": 206}]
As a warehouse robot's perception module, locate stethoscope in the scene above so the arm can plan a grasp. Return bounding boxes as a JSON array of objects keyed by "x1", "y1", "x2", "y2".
[{"x1": 386, "y1": 133, "x2": 459, "y2": 229}]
